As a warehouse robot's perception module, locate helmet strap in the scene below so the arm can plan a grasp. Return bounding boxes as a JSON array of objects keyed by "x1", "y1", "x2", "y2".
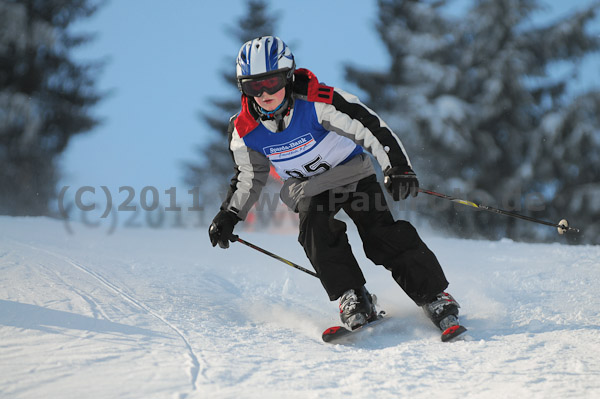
[
  {"x1": 252, "y1": 88, "x2": 294, "y2": 132},
  {"x1": 257, "y1": 99, "x2": 286, "y2": 119}
]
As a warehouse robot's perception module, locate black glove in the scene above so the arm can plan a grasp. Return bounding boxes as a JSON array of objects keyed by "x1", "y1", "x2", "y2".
[
  {"x1": 384, "y1": 165, "x2": 419, "y2": 200},
  {"x1": 208, "y1": 210, "x2": 239, "y2": 249}
]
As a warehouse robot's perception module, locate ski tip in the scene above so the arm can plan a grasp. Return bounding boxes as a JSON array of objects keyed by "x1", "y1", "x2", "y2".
[
  {"x1": 321, "y1": 312, "x2": 387, "y2": 343},
  {"x1": 441, "y1": 325, "x2": 468, "y2": 342},
  {"x1": 322, "y1": 326, "x2": 343, "y2": 342}
]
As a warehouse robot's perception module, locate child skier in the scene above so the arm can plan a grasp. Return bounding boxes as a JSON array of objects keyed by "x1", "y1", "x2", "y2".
[{"x1": 209, "y1": 36, "x2": 462, "y2": 336}]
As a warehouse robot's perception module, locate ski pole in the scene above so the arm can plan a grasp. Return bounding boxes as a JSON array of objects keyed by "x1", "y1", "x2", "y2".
[
  {"x1": 417, "y1": 188, "x2": 580, "y2": 235},
  {"x1": 230, "y1": 235, "x2": 319, "y2": 278}
]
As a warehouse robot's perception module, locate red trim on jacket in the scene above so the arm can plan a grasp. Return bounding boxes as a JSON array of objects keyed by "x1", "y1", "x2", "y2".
[
  {"x1": 296, "y1": 68, "x2": 334, "y2": 105},
  {"x1": 234, "y1": 95, "x2": 260, "y2": 138}
]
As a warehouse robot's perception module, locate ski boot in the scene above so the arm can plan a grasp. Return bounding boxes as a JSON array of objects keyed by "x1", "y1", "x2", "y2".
[
  {"x1": 422, "y1": 292, "x2": 461, "y2": 331},
  {"x1": 339, "y1": 286, "x2": 377, "y2": 331}
]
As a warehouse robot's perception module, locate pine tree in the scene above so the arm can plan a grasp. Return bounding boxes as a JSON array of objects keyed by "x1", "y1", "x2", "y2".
[
  {"x1": 345, "y1": 0, "x2": 600, "y2": 242},
  {"x1": 533, "y1": 91, "x2": 600, "y2": 244},
  {"x1": 0, "y1": 0, "x2": 103, "y2": 216},
  {"x1": 184, "y1": 0, "x2": 276, "y2": 210},
  {"x1": 452, "y1": 0, "x2": 600, "y2": 242}
]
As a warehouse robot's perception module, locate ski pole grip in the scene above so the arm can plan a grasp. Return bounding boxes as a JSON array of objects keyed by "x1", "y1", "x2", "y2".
[{"x1": 229, "y1": 234, "x2": 239, "y2": 242}]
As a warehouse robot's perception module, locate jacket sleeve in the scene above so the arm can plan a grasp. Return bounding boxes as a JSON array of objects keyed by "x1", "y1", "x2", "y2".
[
  {"x1": 220, "y1": 115, "x2": 270, "y2": 220},
  {"x1": 314, "y1": 88, "x2": 412, "y2": 172}
]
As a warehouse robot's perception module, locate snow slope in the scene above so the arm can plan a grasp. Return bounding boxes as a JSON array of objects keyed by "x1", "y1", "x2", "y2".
[{"x1": 1, "y1": 216, "x2": 599, "y2": 399}]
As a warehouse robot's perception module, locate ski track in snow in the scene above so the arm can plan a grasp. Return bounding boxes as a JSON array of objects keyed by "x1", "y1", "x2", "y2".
[
  {"x1": 3, "y1": 237, "x2": 211, "y2": 399},
  {"x1": 20, "y1": 242, "x2": 207, "y2": 394},
  {"x1": 0, "y1": 216, "x2": 599, "y2": 399}
]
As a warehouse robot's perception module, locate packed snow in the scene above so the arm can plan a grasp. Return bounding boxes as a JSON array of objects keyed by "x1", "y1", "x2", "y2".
[{"x1": 1, "y1": 216, "x2": 599, "y2": 398}]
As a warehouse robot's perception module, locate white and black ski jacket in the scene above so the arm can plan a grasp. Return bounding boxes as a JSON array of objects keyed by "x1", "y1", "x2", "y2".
[{"x1": 222, "y1": 68, "x2": 412, "y2": 219}]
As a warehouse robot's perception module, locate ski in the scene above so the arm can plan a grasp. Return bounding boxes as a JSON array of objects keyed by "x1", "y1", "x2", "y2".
[
  {"x1": 322, "y1": 309, "x2": 468, "y2": 343},
  {"x1": 441, "y1": 324, "x2": 468, "y2": 342},
  {"x1": 322, "y1": 311, "x2": 387, "y2": 343}
]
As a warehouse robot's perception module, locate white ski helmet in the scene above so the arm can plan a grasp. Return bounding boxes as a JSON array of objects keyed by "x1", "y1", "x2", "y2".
[{"x1": 236, "y1": 36, "x2": 295, "y2": 95}]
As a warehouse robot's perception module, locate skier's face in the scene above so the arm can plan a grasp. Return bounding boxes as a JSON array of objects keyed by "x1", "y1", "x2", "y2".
[{"x1": 254, "y1": 87, "x2": 286, "y2": 111}]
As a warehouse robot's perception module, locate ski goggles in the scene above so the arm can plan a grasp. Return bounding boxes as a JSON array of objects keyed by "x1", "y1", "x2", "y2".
[{"x1": 240, "y1": 73, "x2": 287, "y2": 97}]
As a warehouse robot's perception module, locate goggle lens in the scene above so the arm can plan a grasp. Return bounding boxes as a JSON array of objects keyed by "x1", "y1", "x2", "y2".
[{"x1": 241, "y1": 74, "x2": 286, "y2": 97}]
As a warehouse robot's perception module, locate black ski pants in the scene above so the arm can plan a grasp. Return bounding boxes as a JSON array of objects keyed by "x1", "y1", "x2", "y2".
[{"x1": 297, "y1": 174, "x2": 448, "y2": 305}]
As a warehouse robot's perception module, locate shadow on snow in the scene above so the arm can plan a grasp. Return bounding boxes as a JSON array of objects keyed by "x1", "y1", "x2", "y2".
[{"x1": 0, "y1": 299, "x2": 164, "y2": 337}]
